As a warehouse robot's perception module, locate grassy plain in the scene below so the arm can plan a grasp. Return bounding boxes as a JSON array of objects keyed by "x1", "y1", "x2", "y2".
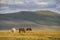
[{"x1": 0, "y1": 30, "x2": 60, "y2": 40}]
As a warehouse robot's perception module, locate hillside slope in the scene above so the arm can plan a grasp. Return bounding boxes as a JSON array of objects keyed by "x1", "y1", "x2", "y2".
[{"x1": 0, "y1": 11, "x2": 60, "y2": 30}]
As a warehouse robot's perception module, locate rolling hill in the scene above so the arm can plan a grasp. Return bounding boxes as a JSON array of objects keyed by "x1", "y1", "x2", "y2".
[{"x1": 0, "y1": 10, "x2": 60, "y2": 30}]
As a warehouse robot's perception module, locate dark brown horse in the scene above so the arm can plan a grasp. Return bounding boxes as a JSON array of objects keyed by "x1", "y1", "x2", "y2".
[
  {"x1": 19, "y1": 28, "x2": 25, "y2": 33},
  {"x1": 26, "y1": 28, "x2": 32, "y2": 31}
]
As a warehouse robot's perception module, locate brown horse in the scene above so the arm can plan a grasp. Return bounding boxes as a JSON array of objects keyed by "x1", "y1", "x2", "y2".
[
  {"x1": 26, "y1": 28, "x2": 32, "y2": 31},
  {"x1": 19, "y1": 28, "x2": 25, "y2": 33}
]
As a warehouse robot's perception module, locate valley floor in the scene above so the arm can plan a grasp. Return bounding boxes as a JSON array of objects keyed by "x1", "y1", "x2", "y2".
[{"x1": 0, "y1": 30, "x2": 60, "y2": 40}]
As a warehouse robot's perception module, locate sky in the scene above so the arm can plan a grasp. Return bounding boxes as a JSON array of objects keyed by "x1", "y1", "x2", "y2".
[{"x1": 0, "y1": 0, "x2": 60, "y2": 14}]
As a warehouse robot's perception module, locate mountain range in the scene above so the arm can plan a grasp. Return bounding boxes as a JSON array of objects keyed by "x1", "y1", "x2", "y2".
[{"x1": 0, "y1": 10, "x2": 60, "y2": 30}]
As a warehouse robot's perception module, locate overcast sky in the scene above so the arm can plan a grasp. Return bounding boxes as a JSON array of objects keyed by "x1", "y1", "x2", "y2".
[{"x1": 0, "y1": 0, "x2": 60, "y2": 14}]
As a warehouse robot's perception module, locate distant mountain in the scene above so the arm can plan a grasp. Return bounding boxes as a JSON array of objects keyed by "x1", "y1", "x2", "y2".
[{"x1": 0, "y1": 11, "x2": 60, "y2": 30}]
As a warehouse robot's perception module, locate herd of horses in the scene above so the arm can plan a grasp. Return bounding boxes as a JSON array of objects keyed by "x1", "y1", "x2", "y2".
[{"x1": 11, "y1": 28, "x2": 32, "y2": 33}]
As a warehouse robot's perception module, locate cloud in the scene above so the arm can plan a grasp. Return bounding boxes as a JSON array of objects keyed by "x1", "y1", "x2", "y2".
[
  {"x1": 0, "y1": 9, "x2": 20, "y2": 14},
  {"x1": 14, "y1": 1, "x2": 24, "y2": 4},
  {"x1": 0, "y1": 0, "x2": 60, "y2": 14},
  {"x1": 0, "y1": 7, "x2": 9, "y2": 10},
  {"x1": 35, "y1": 2, "x2": 48, "y2": 5},
  {"x1": 0, "y1": 6, "x2": 30, "y2": 14},
  {"x1": 0, "y1": 0, "x2": 24, "y2": 5}
]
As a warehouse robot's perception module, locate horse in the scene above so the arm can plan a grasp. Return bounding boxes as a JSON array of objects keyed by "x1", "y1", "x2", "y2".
[
  {"x1": 26, "y1": 28, "x2": 32, "y2": 31},
  {"x1": 19, "y1": 28, "x2": 25, "y2": 33},
  {"x1": 11, "y1": 28, "x2": 16, "y2": 33}
]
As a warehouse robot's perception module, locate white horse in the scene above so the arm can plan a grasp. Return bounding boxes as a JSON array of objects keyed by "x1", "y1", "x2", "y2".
[{"x1": 11, "y1": 28, "x2": 16, "y2": 33}]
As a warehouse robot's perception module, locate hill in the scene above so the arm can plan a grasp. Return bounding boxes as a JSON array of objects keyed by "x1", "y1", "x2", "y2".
[{"x1": 0, "y1": 11, "x2": 60, "y2": 30}]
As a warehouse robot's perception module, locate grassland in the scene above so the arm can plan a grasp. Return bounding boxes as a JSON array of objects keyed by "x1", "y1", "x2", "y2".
[{"x1": 0, "y1": 30, "x2": 60, "y2": 40}]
